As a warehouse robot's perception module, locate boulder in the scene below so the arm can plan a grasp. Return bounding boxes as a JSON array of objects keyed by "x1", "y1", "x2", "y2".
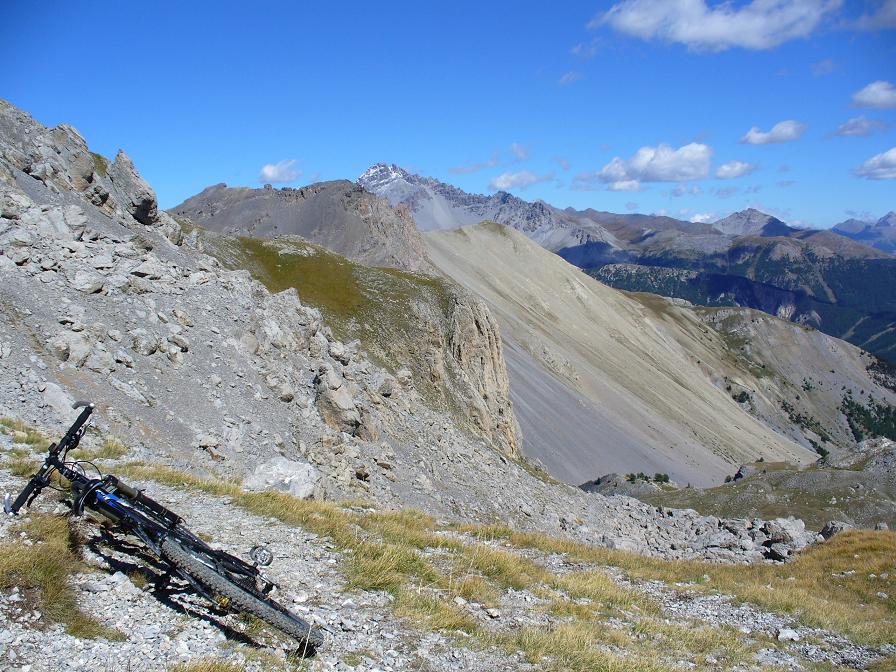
[
  {"x1": 130, "y1": 329, "x2": 160, "y2": 356},
  {"x1": 243, "y1": 457, "x2": 321, "y2": 499},
  {"x1": 820, "y1": 520, "x2": 852, "y2": 540},
  {"x1": 48, "y1": 331, "x2": 93, "y2": 367},
  {"x1": 69, "y1": 269, "x2": 105, "y2": 293},
  {"x1": 108, "y1": 150, "x2": 159, "y2": 225}
]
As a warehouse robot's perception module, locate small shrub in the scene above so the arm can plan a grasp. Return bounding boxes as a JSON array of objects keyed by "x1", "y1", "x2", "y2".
[{"x1": 91, "y1": 152, "x2": 108, "y2": 177}]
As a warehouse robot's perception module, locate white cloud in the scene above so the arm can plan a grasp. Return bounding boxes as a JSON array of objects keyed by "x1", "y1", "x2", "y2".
[
  {"x1": 625, "y1": 201, "x2": 639, "y2": 211},
  {"x1": 598, "y1": 143, "x2": 713, "y2": 189},
  {"x1": 670, "y1": 184, "x2": 702, "y2": 196},
  {"x1": 571, "y1": 38, "x2": 601, "y2": 59},
  {"x1": 855, "y1": 0, "x2": 896, "y2": 29},
  {"x1": 852, "y1": 80, "x2": 896, "y2": 109},
  {"x1": 690, "y1": 212, "x2": 716, "y2": 223},
  {"x1": 489, "y1": 171, "x2": 552, "y2": 191},
  {"x1": 554, "y1": 156, "x2": 571, "y2": 171},
  {"x1": 834, "y1": 115, "x2": 887, "y2": 137},
  {"x1": 593, "y1": 0, "x2": 841, "y2": 51},
  {"x1": 510, "y1": 142, "x2": 530, "y2": 161},
  {"x1": 854, "y1": 146, "x2": 896, "y2": 180},
  {"x1": 811, "y1": 58, "x2": 837, "y2": 75},
  {"x1": 450, "y1": 153, "x2": 500, "y2": 175},
  {"x1": 259, "y1": 159, "x2": 301, "y2": 183},
  {"x1": 740, "y1": 120, "x2": 807, "y2": 144},
  {"x1": 607, "y1": 180, "x2": 644, "y2": 192},
  {"x1": 558, "y1": 71, "x2": 583, "y2": 86},
  {"x1": 716, "y1": 160, "x2": 757, "y2": 179}
]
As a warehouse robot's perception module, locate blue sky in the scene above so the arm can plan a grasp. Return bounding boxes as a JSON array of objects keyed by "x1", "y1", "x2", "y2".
[{"x1": 2, "y1": 1, "x2": 894, "y2": 227}]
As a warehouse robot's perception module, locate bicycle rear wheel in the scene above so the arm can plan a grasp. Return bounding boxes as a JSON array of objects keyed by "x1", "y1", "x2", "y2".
[{"x1": 160, "y1": 536, "x2": 324, "y2": 651}]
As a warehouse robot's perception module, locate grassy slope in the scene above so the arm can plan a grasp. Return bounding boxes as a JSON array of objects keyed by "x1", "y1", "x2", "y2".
[{"x1": 191, "y1": 231, "x2": 484, "y2": 428}]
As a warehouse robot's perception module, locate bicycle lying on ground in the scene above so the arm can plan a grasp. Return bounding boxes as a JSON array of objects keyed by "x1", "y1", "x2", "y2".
[{"x1": 3, "y1": 401, "x2": 324, "y2": 652}]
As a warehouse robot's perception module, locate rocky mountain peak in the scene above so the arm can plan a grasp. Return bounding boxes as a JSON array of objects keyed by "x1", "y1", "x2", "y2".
[{"x1": 713, "y1": 208, "x2": 776, "y2": 234}]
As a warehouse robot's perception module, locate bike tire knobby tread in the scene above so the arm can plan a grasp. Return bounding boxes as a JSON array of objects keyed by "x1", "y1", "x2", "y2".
[{"x1": 160, "y1": 536, "x2": 324, "y2": 650}]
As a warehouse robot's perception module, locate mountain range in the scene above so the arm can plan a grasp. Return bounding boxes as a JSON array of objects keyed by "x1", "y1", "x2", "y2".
[
  {"x1": 359, "y1": 163, "x2": 896, "y2": 362},
  {"x1": 169, "y1": 163, "x2": 896, "y2": 487},
  {"x1": 833, "y1": 211, "x2": 896, "y2": 254}
]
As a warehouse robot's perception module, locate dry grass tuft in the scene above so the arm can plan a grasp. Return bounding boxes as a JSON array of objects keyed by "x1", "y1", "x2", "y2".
[
  {"x1": 0, "y1": 513, "x2": 123, "y2": 640},
  {"x1": 394, "y1": 588, "x2": 478, "y2": 632},
  {"x1": 0, "y1": 417, "x2": 51, "y2": 451},
  {"x1": 72, "y1": 436, "x2": 129, "y2": 461},
  {"x1": 486, "y1": 621, "x2": 660, "y2": 672},
  {"x1": 169, "y1": 659, "x2": 248, "y2": 672}
]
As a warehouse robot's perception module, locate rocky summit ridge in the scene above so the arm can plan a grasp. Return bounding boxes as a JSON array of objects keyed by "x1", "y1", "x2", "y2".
[{"x1": 170, "y1": 179, "x2": 427, "y2": 272}]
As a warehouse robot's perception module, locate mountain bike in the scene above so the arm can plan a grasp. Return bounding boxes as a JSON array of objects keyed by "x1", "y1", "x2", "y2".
[{"x1": 3, "y1": 401, "x2": 324, "y2": 652}]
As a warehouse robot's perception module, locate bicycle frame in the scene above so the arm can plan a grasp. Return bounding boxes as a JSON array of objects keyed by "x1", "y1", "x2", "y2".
[{"x1": 4, "y1": 402, "x2": 270, "y2": 595}]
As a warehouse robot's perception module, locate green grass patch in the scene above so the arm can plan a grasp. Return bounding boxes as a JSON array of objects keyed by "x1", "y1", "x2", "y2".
[{"x1": 91, "y1": 152, "x2": 108, "y2": 177}]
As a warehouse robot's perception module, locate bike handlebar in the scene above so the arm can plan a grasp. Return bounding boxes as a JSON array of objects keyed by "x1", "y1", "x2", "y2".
[
  {"x1": 4, "y1": 401, "x2": 95, "y2": 516},
  {"x1": 54, "y1": 402, "x2": 95, "y2": 457}
]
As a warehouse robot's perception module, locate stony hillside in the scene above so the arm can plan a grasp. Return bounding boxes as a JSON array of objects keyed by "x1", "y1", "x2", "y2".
[
  {"x1": 182, "y1": 227, "x2": 521, "y2": 457},
  {"x1": 1, "y1": 98, "x2": 837, "y2": 559},
  {"x1": 170, "y1": 180, "x2": 427, "y2": 272},
  {"x1": 638, "y1": 439, "x2": 896, "y2": 531},
  {"x1": 424, "y1": 223, "x2": 895, "y2": 487}
]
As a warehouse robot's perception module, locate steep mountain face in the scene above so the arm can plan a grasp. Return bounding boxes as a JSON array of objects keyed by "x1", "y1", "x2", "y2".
[
  {"x1": 183, "y1": 229, "x2": 521, "y2": 457},
  {"x1": 170, "y1": 180, "x2": 427, "y2": 272},
  {"x1": 362, "y1": 163, "x2": 896, "y2": 362},
  {"x1": 833, "y1": 211, "x2": 896, "y2": 254},
  {"x1": 425, "y1": 223, "x2": 895, "y2": 487}
]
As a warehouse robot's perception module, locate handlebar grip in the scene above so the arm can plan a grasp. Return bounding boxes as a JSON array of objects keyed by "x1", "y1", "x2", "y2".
[
  {"x1": 5, "y1": 478, "x2": 39, "y2": 515},
  {"x1": 55, "y1": 404, "x2": 95, "y2": 455}
]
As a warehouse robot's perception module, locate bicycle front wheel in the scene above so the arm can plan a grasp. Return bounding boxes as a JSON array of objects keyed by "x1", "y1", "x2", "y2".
[{"x1": 160, "y1": 536, "x2": 324, "y2": 651}]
